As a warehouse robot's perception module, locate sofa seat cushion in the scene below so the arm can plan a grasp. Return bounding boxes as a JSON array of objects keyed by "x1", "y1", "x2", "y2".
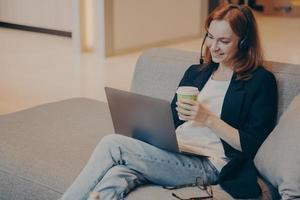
[{"x1": 0, "y1": 98, "x2": 114, "y2": 200}]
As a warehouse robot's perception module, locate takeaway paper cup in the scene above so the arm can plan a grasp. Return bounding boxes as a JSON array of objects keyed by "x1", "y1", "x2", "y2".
[{"x1": 176, "y1": 86, "x2": 199, "y2": 120}]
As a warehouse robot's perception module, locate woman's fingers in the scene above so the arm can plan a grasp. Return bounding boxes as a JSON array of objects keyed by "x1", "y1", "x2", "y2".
[
  {"x1": 178, "y1": 112, "x2": 194, "y2": 120},
  {"x1": 176, "y1": 102, "x2": 193, "y2": 110},
  {"x1": 176, "y1": 107, "x2": 197, "y2": 118},
  {"x1": 176, "y1": 106, "x2": 190, "y2": 115},
  {"x1": 179, "y1": 99, "x2": 196, "y2": 105},
  {"x1": 176, "y1": 100, "x2": 212, "y2": 124}
]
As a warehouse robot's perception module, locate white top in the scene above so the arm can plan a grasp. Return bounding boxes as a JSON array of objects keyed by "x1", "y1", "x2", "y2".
[{"x1": 176, "y1": 75, "x2": 231, "y2": 171}]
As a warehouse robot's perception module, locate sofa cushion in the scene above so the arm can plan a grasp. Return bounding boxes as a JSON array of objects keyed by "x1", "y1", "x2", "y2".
[
  {"x1": 0, "y1": 98, "x2": 114, "y2": 200},
  {"x1": 131, "y1": 48, "x2": 199, "y2": 102},
  {"x1": 254, "y1": 94, "x2": 300, "y2": 199},
  {"x1": 265, "y1": 61, "x2": 300, "y2": 119}
]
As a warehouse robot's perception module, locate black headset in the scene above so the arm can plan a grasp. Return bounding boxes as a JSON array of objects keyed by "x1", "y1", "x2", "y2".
[
  {"x1": 199, "y1": 5, "x2": 251, "y2": 64},
  {"x1": 237, "y1": 5, "x2": 251, "y2": 51}
]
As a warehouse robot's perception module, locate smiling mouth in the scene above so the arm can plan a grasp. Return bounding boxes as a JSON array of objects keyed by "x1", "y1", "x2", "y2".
[{"x1": 212, "y1": 53, "x2": 224, "y2": 58}]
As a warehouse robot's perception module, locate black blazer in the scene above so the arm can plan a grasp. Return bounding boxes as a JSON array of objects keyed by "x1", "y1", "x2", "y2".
[{"x1": 171, "y1": 63, "x2": 278, "y2": 198}]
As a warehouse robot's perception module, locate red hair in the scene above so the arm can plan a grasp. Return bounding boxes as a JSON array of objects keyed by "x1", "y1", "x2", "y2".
[{"x1": 204, "y1": 3, "x2": 264, "y2": 80}]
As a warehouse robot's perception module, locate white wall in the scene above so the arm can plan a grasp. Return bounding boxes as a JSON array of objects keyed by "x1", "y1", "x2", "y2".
[
  {"x1": 0, "y1": 0, "x2": 72, "y2": 31},
  {"x1": 0, "y1": 0, "x2": 108, "y2": 114},
  {"x1": 0, "y1": 0, "x2": 209, "y2": 114},
  {"x1": 0, "y1": 27, "x2": 82, "y2": 114},
  {"x1": 111, "y1": 0, "x2": 205, "y2": 53}
]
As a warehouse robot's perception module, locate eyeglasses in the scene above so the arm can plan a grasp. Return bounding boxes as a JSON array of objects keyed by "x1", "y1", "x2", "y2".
[{"x1": 163, "y1": 177, "x2": 213, "y2": 200}]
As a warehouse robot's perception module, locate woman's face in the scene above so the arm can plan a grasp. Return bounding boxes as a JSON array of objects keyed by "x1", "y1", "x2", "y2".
[{"x1": 206, "y1": 20, "x2": 239, "y2": 66}]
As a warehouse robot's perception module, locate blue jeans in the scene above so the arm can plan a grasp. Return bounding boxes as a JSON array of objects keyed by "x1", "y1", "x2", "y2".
[{"x1": 60, "y1": 134, "x2": 219, "y2": 200}]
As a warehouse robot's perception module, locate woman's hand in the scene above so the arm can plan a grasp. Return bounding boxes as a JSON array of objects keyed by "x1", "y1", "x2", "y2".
[
  {"x1": 176, "y1": 99, "x2": 242, "y2": 151},
  {"x1": 175, "y1": 99, "x2": 215, "y2": 127}
]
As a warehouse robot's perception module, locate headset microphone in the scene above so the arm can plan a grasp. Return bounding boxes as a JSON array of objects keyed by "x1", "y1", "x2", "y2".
[{"x1": 199, "y1": 33, "x2": 208, "y2": 64}]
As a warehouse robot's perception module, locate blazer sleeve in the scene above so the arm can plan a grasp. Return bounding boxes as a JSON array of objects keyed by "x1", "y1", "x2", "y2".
[
  {"x1": 171, "y1": 65, "x2": 198, "y2": 128},
  {"x1": 238, "y1": 71, "x2": 278, "y2": 159}
]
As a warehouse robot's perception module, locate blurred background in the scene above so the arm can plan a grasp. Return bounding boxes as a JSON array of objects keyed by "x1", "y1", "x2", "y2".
[{"x1": 1, "y1": 0, "x2": 300, "y2": 115}]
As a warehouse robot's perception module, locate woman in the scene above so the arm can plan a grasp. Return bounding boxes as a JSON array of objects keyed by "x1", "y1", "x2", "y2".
[{"x1": 61, "y1": 3, "x2": 277, "y2": 200}]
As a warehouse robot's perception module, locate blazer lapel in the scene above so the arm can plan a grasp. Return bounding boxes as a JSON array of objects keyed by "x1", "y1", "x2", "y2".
[
  {"x1": 221, "y1": 74, "x2": 245, "y2": 127},
  {"x1": 193, "y1": 63, "x2": 217, "y2": 91}
]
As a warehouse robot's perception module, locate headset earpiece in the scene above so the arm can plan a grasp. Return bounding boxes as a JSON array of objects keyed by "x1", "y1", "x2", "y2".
[
  {"x1": 236, "y1": 5, "x2": 251, "y2": 51},
  {"x1": 238, "y1": 34, "x2": 249, "y2": 51}
]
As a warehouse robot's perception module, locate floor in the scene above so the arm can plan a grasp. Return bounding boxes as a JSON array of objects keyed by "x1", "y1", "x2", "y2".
[{"x1": 1, "y1": 12, "x2": 300, "y2": 115}]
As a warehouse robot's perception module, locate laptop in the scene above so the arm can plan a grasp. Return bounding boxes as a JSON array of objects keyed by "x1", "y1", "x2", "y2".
[{"x1": 105, "y1": 87, "x2": 180, "y2": 153}]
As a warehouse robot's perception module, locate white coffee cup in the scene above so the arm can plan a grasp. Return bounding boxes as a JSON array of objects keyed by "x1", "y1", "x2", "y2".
[{"x1": 176, "y1": 86, "x2": 199, "y2": 120}]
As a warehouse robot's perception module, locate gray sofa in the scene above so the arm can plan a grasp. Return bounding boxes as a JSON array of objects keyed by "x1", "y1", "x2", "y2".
[{"x1": 1, "y1": 48, "x2": 300, "y2": 200}]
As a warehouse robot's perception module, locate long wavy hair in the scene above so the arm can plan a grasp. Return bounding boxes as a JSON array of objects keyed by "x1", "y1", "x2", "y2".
[{"x1": 203, "y1": 3, "x2": 264, "y2": 80}]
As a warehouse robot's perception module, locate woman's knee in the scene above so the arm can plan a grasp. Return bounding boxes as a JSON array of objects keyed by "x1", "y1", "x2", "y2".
[
  {"x1": 88, "y1": 134, "x2": 124, "y2": 161},
  {"x1": 100, "y1": 134, "x2": 127, "y2": 145},
  {"x1": 96, "y1": 134, "x2": 129, "y2": 151}
]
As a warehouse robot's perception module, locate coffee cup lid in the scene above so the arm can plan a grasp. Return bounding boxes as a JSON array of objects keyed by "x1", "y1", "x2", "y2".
[{"x1": 176, "y1": 86, "x2": 199, "y2": 95}]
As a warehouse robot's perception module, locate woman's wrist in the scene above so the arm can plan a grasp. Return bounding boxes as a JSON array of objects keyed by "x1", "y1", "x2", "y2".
[{"x1": 205, "y1": 113, "x2": 217, "y2": 128}]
